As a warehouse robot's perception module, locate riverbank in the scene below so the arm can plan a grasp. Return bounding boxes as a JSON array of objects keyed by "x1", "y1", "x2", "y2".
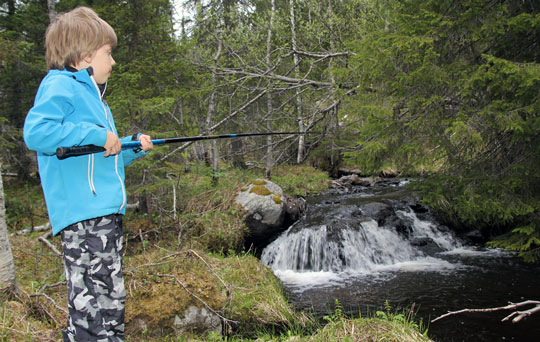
[{"x1": 1, "y1": 164, "x2": 431, "y2": 341}]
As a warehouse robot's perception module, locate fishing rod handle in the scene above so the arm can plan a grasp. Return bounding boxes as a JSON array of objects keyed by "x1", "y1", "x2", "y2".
[
  {"x1": 56, "y1": 145, "x2": 106, "y2": 160},
  {"x1": 56, "y1": 140, "x2": 165, "y2": 159}
]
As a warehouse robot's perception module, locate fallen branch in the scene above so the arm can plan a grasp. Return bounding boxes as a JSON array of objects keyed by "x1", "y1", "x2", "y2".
[
  {"x1": 432, "y1": 300, "x2": 540, "y2": 324},
  {"x1": 13, "y1": 222, "x2": 50, "y2": 235},
  {"x1": 188, "y1": 249, "x2": 231, "y2": 307},
  {"x1": 38, "y1": 232, "x2": 62, "y2": 256},
  {"x1": 39, "y1": 281, "x2": 65, "y2": 293},
  {"x1": 28, "y1": 292, "x2": 68, "y2": 316},
  {"x1": 126, "y1": 201, "x2": 140, "y2": 210}
]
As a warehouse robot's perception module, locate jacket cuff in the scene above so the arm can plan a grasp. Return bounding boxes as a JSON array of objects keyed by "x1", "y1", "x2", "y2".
[{"x1": 131, "y1": 133, "x2": 142, "y2": 153}]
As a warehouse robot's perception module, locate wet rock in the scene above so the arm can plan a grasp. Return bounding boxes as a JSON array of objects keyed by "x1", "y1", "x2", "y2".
[
  {"x1": 282, "y1": 194, "x2": 307, "y2": 228},
  {"x1": 236, "y1": 179, "x2": 292, "y2": 247},
  {"x1": 333, "y1": 174, "x2": 383, "y2": 188},
  {"x1": 358, "y1": 202, "x2": 392, "y2": 224},
  {"x1": 410, "y1": 237, "x2": 445, "y2": 255}
]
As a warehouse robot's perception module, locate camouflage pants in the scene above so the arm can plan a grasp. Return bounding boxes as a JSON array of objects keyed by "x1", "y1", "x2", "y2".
[{"x1": 61, "y1": 214, "x2": 125, "y2": 342}]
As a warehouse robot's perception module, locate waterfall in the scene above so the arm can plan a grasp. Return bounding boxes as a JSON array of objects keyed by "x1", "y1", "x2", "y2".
[{"x1": 261, "y1": 207, "x2": 462, "y2": 274}]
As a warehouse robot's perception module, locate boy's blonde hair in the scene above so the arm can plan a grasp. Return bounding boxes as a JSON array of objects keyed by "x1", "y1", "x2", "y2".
[{"x1": 45, "y1": 7, "x2": 117, "y2": 70}]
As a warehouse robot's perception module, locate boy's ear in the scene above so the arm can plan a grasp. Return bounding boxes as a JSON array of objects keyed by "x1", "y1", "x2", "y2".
[{"x1": 83, "y1": 54, "x2": 93, "y2": 63}]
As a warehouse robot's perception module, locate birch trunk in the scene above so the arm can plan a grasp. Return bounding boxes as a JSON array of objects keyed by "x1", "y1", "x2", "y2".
[
  {"x1": 206, "y1": 39, "x2": 223, "y2": 180},
  {"x1": 0, "y1": 164, "x2": 17, "y2": 292},
  {"x1": 265, "y1": 0, "x2": 276, "y2": 178},
  {"x1": 290, "y1": 0, "x2": 305, "y2": 164},
  {"x1": 47, "y1": 0, "x2": 56, "y2": 22},
  {"x1": 327, "y1": 0, "x2": 341, "y2": 175}
]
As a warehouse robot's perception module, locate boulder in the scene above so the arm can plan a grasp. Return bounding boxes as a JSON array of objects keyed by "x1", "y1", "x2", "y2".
[
  {"x1": 174, "y1": 305, "x2": 221, "y2": 336},
  {"x1": 332, "y1": 174, "x2": 383, "y2": 188},
  {"x1": 235, "y1": 179, "x2": 287, "y2": 244}
]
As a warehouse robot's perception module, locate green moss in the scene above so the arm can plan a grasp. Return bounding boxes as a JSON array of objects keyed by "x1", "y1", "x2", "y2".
[
  {"x1": 251, "y1": 179, "x2": 267, "y2": 186},
  {"x1": 273, "y1": 194, "x2": 283, "y2": 204},
  {"x1": 125, "y1": 249, "x2": 227, "y2": 335},
  {"x1": 215, "y1": 254, "x2": 312, "y2": 332},
  {"x1": 249, "y1": 185, "x2": 272, "y2": 196}
]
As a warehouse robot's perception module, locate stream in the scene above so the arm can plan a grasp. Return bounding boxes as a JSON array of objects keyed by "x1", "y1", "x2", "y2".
[{"x1": 261, "y1": 180, "x2": 540, "y2": 342}]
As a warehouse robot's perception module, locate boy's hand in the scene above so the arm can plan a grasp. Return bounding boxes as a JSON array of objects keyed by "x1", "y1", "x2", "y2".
[
  {"x1": 104, "y1": 131, "x2": 121, "y2": 157},
  {"x1": 139, "y1": 134, "x2": 153, "y2": 151}
]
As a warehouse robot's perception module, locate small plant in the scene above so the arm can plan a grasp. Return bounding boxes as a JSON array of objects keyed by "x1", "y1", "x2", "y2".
[
  {"x1": 376, "y1": 300, "x2": 422, "y2": 331},
  {"x1": 323, "y1": 299, "x2": 345, "y2": 323}
]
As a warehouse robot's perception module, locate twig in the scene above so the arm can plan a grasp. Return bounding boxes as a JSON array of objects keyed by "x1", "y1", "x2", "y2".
[
  {"x1": 37, "y1": 232, "x2": 62, "y2": 256},
  {"x1": 132, "y1": 252, "x2": 184, "y2": 270},
  {"x1": 39, "y1": 281, "x2": 65, "y2": 293},
  {"x1": 28, "y1": 293, "x2": 68, "y2": 316},
  {"x1": 139, "y1": 229, "x2": 145, "y2": 251},
  {"x1": 432, "y1": 300, "x2": 540, "y2": 324},
  {"x1": 188, "y1": 250, "x2": 231, "y2": 304}
]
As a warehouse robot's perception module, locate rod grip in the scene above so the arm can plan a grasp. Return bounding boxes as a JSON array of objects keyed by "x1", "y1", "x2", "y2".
[{"x1": 56, "y1": 145, "x2": 106, "y2": 160}]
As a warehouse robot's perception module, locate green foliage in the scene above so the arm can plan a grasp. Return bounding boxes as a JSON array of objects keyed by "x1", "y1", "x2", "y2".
[
  {"x1": 271, "y1": 166, "x2": 330, "y2": 196},
  {"x1": 337, "y1": 0, "x2": 540, "y2": 260},
  {"x1": 323, "y1": 299, "x2": 345, "y2": 324},
  {"x1": 488, "y1": 222, "x2": 540, "y2": 262}
]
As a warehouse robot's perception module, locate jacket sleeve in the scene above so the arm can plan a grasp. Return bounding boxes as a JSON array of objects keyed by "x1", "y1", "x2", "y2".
[
  {"x1": 120, "y1": 134, "x2": 148, "y2": 166},
  {"x1": 23, "y1": 77, "x2": 108, "y2": 155}
]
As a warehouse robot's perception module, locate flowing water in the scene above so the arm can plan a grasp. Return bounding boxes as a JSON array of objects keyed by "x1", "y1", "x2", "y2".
[{"x1": 261, "y1": 180, "x2": 540, "y2": 342}]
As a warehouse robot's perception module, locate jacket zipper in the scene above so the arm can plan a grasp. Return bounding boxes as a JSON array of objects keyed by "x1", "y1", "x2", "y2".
[{"x1": 88, "y1": 74, "x2": 127, "y2": 212}]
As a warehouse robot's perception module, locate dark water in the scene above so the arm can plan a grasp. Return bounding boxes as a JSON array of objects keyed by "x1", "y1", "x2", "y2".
[
  {"x1": 262, "y1": 181, "x2": 540, "y2": 342},
  {"x1": 284, "y1": 252, "x2": 540, "y2": 342}
]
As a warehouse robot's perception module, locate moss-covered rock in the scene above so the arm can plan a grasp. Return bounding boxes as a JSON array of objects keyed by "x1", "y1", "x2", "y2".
[
  {"x1": 215, "y1": 254, "x2": 310, "y2": 330},
  {"x1": 235, "y1": 179, "x2": 288, "y2": 246},
  {"x1": 125, "y1": 249, "x2": 227, "y2": 337},
  {"x1": 250, "y1": 185, "x2": 272, "y2": 196},
  {"x1": 124, "y1": 250, "x2": 308, "y2": 340}
]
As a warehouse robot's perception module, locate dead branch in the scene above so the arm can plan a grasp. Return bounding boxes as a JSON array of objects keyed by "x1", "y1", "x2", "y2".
[
  {"x1": 39, "y1": 281, "x2": 65, "y2": 293},
  {"x1": 37, "y1": 232, "x2": 62, "y2": 256},
  {"x1": 126, "y1": 201, "x2": 140, "y2": 210},
  {"x1": 432, "y1": 300, "x2": 540, "y2": 324},
  {"x1": 14, "y1": 222, "x2": 50, "y2": 235},
  {"x1": 283, "y1": 49, "x2": 352, "y2": 59},
  {"x1": 132, "y1": 252, "x2": 184, "y2": 270},
  {"x1": 188, "y1": 249, "x2": 231, "y2": 306},
  {"x1": 218, "y1": 67, "x2": 332, "y2": 87},
  {"x1": 28, "y1": 292, "x2": 68, "y2": 316}
]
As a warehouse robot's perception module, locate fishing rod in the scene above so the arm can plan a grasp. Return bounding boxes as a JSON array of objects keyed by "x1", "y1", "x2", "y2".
[{"x1": 56, "y1": 131, "x2": 307, "y2": 160}]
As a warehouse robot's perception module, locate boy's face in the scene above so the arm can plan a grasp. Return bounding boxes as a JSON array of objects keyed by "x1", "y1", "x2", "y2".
[{"x1": 89, "y1": 44, "x2": 115, "y2": 84}]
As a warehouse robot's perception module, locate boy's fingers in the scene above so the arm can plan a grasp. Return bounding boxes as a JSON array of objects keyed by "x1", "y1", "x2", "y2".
[
  {"x1": 104, "y1": 131, "x2": 121, "y2": 157},
  {"x1": 139, "y1": 134, "x2": 153, "y2": 151}
]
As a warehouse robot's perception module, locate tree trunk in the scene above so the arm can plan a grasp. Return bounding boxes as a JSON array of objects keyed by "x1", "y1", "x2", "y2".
[
  {"x1": 207, "y1": 38, "x2": 223, "y2": 181},
  {"x1": 47, "y1": 0, "x2": 56, "y2": 22},
  {"x1": 265, "y1": 0, "x2": 276, "y2": 179},
  {"x1": 326, "y1": 0, "x2": 342, "y2": 176},
  {"x1": 0, "y1": 164, "x2": 18, "y2": 293},
  {"x1": 290, "y1": 0, "x2": 305, "y2": 163}
]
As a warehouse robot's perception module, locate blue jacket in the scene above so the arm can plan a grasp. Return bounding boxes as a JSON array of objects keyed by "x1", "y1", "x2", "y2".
[{"x1": 24, "y1": 68, "x2": 146, "y2": 235}]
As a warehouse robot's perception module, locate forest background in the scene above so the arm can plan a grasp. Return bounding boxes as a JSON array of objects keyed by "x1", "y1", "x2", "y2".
[{"x1": 0, "y1": 0, "x2": 539, "y2": 340}]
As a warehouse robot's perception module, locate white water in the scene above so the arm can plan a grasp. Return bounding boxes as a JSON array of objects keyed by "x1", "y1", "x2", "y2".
[{"x1": 261, "y1": 207, "x2": 465, "y2": 284}]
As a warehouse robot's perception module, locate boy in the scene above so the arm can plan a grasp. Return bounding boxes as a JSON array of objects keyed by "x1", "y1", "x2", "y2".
[{"x1": 23, "y1": 7, "x2": 152, "y2": 342}]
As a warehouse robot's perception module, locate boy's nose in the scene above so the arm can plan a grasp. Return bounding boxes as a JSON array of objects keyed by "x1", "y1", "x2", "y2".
[{"x1": 111, "y1": 56, "x2": 116, "y2": 66}]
